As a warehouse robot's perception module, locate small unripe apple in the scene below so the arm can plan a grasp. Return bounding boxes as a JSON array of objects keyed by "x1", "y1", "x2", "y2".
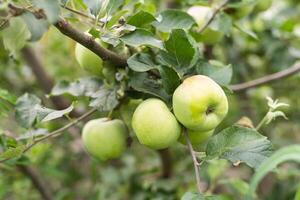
[
  {"x1": 173, "y1": 75, "x2": 228, "y2": 131},
  {"x1": 254, "y1": 0, "x2": 272, "y2": 12},
  {"x1": 82, "y1": 118, "x2": 127, "y2": 161},
  {"x1": 187, "y1": 6, "x2": 224, "y2": 44},
  {"x1": 132, "y1": 98, "x2": 181, "y2": 149},
  {"x1": 178, "y1": 129, "x2": 214, "y2": 150},
  {"x1": 75, "y1": 33, "x2": 105, "y2": 76}
]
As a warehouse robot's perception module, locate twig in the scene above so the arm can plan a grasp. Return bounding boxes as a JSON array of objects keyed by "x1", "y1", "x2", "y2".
[
  {"x1": 17, "y1": 165, "x2": 53, "y2": 200},
  {"x1": 230, "y1": 62, "x2": 300, "y2": 92},
  {"x1": 198, "y1": 0, "x2": 229, "y2": 34},
  {"x1": 182, "y1": 128, "x2": 202, "y2": 194},
  {"x1": 0, "y1": 108, "x2": 97, "y2": 163},
  {"x1": 54, "y1": 18, "x2": 128, "y2": 67}
]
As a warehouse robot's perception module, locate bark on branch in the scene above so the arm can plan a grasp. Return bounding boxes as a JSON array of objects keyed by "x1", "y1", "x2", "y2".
[
  {"x1": 230, "y1": 62, "x2": 300, "y2": 92},
  {"x1": 54, "y1": 18, "x2": 128, "y2": 67}
]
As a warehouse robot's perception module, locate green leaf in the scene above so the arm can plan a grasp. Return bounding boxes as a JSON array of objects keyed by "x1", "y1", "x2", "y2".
[
  {"x1": 159, "y1": 29, "x2": 198, "y2": 73},
  {"x1": 127, "y1": 11, "x2": 156, "y2": 27},
  {"x1": 0, "y1": 145, "x2": 26, "y2": 160},
  {"x1": 196, "y1": 60, "x2": 232, "y2": 85},
  {"x1": 157, "y1": 65, "x2": 181, "y2": 94},
  {"x1": 2, "y1": 17, "x2": 30, "y2": 55},
  {"x1": 0, "y1": 88, "x2": 17, "y2": 105},
  {"x1": 33, "y1": 0, "x2": 60, "y2": 24},
  {"x1": 128, "y1": 72, "x2": 169, "y2": 101},
  {"x1": 83, "y1": 0, "x2": 103, "y2": 16},
  {"x1": 89, "y1": 87, "x2": 119, "y2": 111},
  {"x1": 22, "y1": 12, "x2": 49, "y2": 41},
  {"x1": 17, "y1": 129, "x2": 49, "y2": 140},
  {"x1": 206, "y1": 126, "x2": 273, "y2": 169},
  {"x1": 40, "y1": 104, "x2": 74, "y2": 122},
  {"x1": 121, "y1": 29, "x2": 164, "y2": 49},
  {"x1": 15, "y1": 93, "x2": 41, "y2": 128},
  {"x1": 234, "y1": 22, "x2": 258, "y2": 40},
  {"x1": 51, "y1": 77, "x2": 103, "y2": 97},
  {"x1": 246, "y1": 145, "x2": 300, "y2": 200},
  {"x1": 105, "y1": 0, "x2": 124, "y2": 17},
  {"x1": 153, "y1": 9, "x2": 195, "y2": 32},
  {"x1": 127, "y1": 53, "x2": 156, "y2": 72}
]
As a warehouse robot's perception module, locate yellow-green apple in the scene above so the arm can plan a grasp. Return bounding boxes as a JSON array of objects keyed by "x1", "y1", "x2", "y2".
[
  {"x1": 187, "y1": 6, "x2": 224, "y2": 44},
  {"x1": 132, "y1": 98, "x2": 181, "y2": 149},
  {"x1": 82, "y1": 118, "x2": 127, "y2": 161},
  {"x1": 173, "y1": 75, "x2": 228, "y2": 131},
  {"x1": 254, "y1": 0, "x2": 272, "y2": 12},
  {"x1": 178, "y1": 129, "x2": 214, "y2": 150},
  {"x1": 75, "y1": 33, "x2": 106, "y2": 76}
]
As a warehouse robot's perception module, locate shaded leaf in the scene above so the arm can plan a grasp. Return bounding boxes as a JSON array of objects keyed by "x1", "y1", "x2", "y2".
[
  {"x1": 181, "y1": 192, "x2": 221, "y2": 200},
  {"x1": 83, "y1": 0, "x2": 103, "y2": 16},
  {"x1": 246, "y1": 145, "x2": 300, "y2": 200},
  {"x1": 127, "y1": 11, "x2": 156, "y2": 27},
  {"x1": 0, "y1": 145, "x2": 26, "y2": 160},
  {"x1": 121, "y1": 29, "x2": 164, "y2": 49},
  {"x1": 22, "y1": 12, "x2": 49, "y2": 41},
  {"x1": 33, "y1": 0, "x2": 60, "y2": 23},
  {"x1": 159, "y1": 29, "x2": 198, "y2": 73},
  {"x1": 206, "y1": 126, "x2": 273, "y2": 169},
  {"x1": 153, "y1": 9, "x2": 195, "y2": 32},
  {"x1": 127, "y1": 53, "x2": 156, "y2": 72},
  {"x1": 0, "y1": 88, "x2": 17, "y2": 105},
  {"x1": 89, "y1": 87, "x2": 119, "y2": 111},
  {"x1": 157, "y1": 65, "x2": 181, "y2": 94}
]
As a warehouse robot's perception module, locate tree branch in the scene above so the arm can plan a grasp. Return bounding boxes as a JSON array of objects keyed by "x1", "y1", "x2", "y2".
[
  {"x1": 198, "y1": 0, "x2": 229, "y2": 34},
  {"x1": 17, "y1": 165, "x2": 53, "y2": 200},
  {"x1": 54, "y1": 18, "x2": 128, "y2": 67},
  {"x1": 182, "y1": 128, "x2": 202, "y2": 194},
  {"x1": 230, "y1": 62, "x2": 300, "y2": 92},
  {"x1": 0, "y1": 108, "x2": 97, "y2": 163}
]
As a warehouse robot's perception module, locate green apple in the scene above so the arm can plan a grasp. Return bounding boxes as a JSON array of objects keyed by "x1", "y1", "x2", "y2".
[
  {"x1": 187, "y1": 6, "x2": 224, "y2": 44},
  {"x1": 132, "y1": 98, "x2": 181, "y2": 149},
  {"x1": 254, "y1": 0, "x2": 272, "y2": 12},
  {"x1": 173, "y1": 75, "x2": 228, "y2": 131},
  {"x1": 75, "y1": 33, "x2": 106, "y2": 76},
  {"x1": 81, "y1": 118, "x2": 127, "y2": 161},
  {"x1": 178, "y1": 129, "x2": 214, "y2": 150}
]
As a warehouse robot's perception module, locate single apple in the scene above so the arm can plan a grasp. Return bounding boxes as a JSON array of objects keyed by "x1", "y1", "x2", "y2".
[
  {"x1": 132, "y1": 98, "x2": 181, "y2": 149},
  {"x1": 254, "y1": 0, "x2": 272, "y2": 12},
  {"x1": 173, "y1": 75, "x2": 228, "y2": 131},
  {"x1": 81, "y1": 118, "x2": 127, "y2": 161},
  {"x1": 75, "y1": 33, "x2": 106, "y2": 76}
]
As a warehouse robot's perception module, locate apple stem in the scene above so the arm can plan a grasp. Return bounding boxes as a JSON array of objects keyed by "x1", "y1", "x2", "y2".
[{"x1": 182, "y1": 128, "x2": 202, "y2": 194}]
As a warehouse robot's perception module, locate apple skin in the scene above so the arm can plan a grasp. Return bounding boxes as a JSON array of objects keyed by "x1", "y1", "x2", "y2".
[
  {"x1": 82, "y1": 118, "x2": 127, "y2": 161},
  {"x1": 75, "y1": 35, "x2": 104, "y2": 76},
  {"x1": 187, "y1": 6, "x2": 224, "y2": 44},
  {"x1": 254, "y1": 0, "x2": 272, "y2": 12},
  {"x1": 178, "y1": 129, "x2": 214, "y2": 150},
  {"x1": 132, "y1": 98, "x2": 181, "y2": 150},
  {"x1": 173, "y1": 75, "x2": 228, "y2": 131}
]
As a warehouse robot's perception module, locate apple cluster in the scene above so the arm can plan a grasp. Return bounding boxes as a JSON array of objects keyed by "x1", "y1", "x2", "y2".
[{"x1": 81, "y1": 75, "x2": 228, "y2": 161}]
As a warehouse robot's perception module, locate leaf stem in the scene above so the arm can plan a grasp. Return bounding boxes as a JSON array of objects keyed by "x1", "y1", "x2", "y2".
[{"x1": 182, "y1": 128, "x2": 202, "y2": 194}]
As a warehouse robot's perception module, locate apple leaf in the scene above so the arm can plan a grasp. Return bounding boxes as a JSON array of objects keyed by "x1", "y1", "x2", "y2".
[
  {"x1": 0, "y1": 145, "x2": 26, "y2": 160},
  {"x1": 159, "y1": 29, "x2": 198, "y2": 73},
  {"x1": 89, "y1": 87, "x2": 119, "y2": 111},
  {"x1": 22, "y1": 12, "x2": 49, "y2": 41},
  {"x1": 83, "y1": 0, "x2": 102, "y2": 16},
  {"x1": 51, "y1": 77, "x2": 103, "y2": 97},
  {"x1": 127, "y1": 53, "x2": 156, "y2": 72},
  {"x1": 196, "y1": 60, "x2": 233, "y2": 85},
  {"x1": 33, "y1": 0, "x2": 60, "y2": 24},
  {"x1": 246, "y1": 145, "x2": 300, "y2": 200},
  {"x1": 15, "y1": 94, "x2": 73, "y2": 128},
  {"x1": 153, "y1": 9, "x2": 195, "y2": 32},
  {"x1": 121, "y1": 29, "x2": 164, "y2": 49},
  {"x1": 0, "y1": 88, "x2": 17, "y2": 105},
  {"x1": 206, "y1": 126, "x2": 273, "y2": 169},
  {"x1": 17, "y1": 129, "x2": 49, "y2": 140},
  {"x1": 127, "y1": 11, "x2": 156, "y2": 27},
  {"x1": 128, "y1": 72, "x2": 169, "y2": 102},
  {"x1": 157, "y1": 65, "x2": 181, "y2": 94}
]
